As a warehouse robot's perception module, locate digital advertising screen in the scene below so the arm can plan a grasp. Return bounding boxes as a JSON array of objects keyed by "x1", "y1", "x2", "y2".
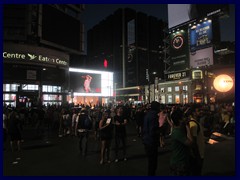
[
  {"x1": 190, "y1": 19, "x2": 213, "y2": 52},
  {"x1": 169, "y1": 25, "x2": 189, "y2": 72},
  {"x1": 69, "y1": 68, "x2": 113, "y2": 97}
]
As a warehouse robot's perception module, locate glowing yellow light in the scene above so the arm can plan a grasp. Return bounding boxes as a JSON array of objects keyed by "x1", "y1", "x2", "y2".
[{"x1": 213, "y1": 74, "x2": 233, "y2": 92}]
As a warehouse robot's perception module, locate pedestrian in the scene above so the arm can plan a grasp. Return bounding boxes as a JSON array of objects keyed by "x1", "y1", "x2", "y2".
[
  {"x1": 134, "y1": 106, "x2": 145, "y2": 137},
  {"x1": 169, "y1": 108, "x2": 193, "y2": 176},
  {"x1": 185, "y1": 107, "x2": 205, "y2": 176},
  {"x1": 99, "y1": 109, "x2": 113, "y2": 164},
  {"x1": 142, "y1": 101, "x2": 160, "y2": 176},
  {"x1": 3, "y1": 108, "x2": 8, "y2": 150},
  {"x1": 75, "y1": 108, "x2": 92, "y2": 157},
  {"x1": 8, "y1": 108, "x2": 23, "y2": 152},
  {"x1": 158, "y1": 107, "x2": 169, "y2": 148},
  {"x1": 113, "y1": 106, "x2": 128, "y2": 162}
]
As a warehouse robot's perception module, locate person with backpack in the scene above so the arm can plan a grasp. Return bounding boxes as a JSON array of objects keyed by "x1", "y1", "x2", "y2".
[
  {"x1": 169, "y1": 107, "x2": 193, "y2": 176},
  {"x1": 75, "y1": 108, "x2": 92, "y2": 157},
  {"x1": 185, "y1": 107, "x2": 205, "y2": 176}
]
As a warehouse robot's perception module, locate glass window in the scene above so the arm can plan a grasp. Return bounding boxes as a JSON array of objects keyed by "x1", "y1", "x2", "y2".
[
  {"x1": 175, "y1": 86, "x2": 180, "y2": 92},
  {"x1": 43, "y1": 85, "x2": 48, "y2": 92},
  {"x1": 160, "y1": 88, "x2": 165, "y2": 93},
  {"x1": 183, "y1": 85, "x2": 188, "y2": 91},
  {"x1": 168, "y1": 95, "x2": 172, "y2": 103},
  {"x1": 22, "y1": 84, "x2": 38, "y2": 90},
  {"x1": 43, "y1": 94, "x2": 62, "y2": 101},
  {"x1": 43, "y1": 85, "x2": 61, "y2": 92},
  {"x1": 3, "y1": 84, "x2": 18, "y2": 92},
  {"x1": 175, "y1": 94, "x2": 180, "y2": 104},
  {"x1": 160, "y1": 95, "x2": 166, "y2": 104},
  {"x1": 167, "y1": 87, "x2": 172, "y2": 92},
  {"x1": 183, "y1": 94, "x2": 188, "y2": 104},
  {"x1": 3, "y1": 94, "x2": 16, "y2": 101},
  {"x1": 48, "y1": 86, "x2": 53, "y2": 92}
]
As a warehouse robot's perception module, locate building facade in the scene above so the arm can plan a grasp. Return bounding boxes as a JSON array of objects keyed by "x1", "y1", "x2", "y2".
[
  {"x1": 3, "y1": 4, "x2": 85, "y2": 107},
  {"x1": 87, "y1": 8, "x2": 167, "y2": 103},
  {"x1": 157, "y1": 4, "x2": 235, "y2": 105}
]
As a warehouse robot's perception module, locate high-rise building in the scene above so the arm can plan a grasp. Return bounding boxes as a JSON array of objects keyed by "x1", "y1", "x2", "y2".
[
  {"x1": 158, "y1": 4, "x2": 235, "y2": 104},
  {"x1": 3, "y1": 4, "x2": 85, "y2": 107},
  {"x1": 87, "y1": 8, "x2": 166, "y2": 102}
]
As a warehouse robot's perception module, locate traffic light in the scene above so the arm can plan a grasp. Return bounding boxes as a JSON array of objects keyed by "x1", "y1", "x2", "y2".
[{"x1": 104, "y1": 59, "x2": 108, "y2": 68}]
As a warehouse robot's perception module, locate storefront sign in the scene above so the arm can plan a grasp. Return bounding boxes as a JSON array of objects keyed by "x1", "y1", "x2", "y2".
[
  {"x1": 192, "y1": 70, "x2": 203, "y2": 79},
  {"x1": 3, "y1": 51, "x2": 68, "y2": 66},
  {"x1": 167, "y1": 71, "x2": 189, "y2": 81}
]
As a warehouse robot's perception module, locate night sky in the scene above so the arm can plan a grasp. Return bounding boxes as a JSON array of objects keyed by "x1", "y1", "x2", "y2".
[{"x1": 81, "y1": 4, "x2": 235, "y2": 43}]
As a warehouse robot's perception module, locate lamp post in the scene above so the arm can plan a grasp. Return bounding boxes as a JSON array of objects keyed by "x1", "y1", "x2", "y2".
[
  {"x1": 114, "y1": 83, "x2": 117, "y2": 105},
  {"x1": 152, "y1": 72, "x2": 157, "y2": 102}
]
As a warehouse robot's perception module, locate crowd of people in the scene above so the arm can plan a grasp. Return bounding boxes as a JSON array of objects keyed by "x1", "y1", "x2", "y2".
[{"x1": 3, "y1": 101, "x2": 235, "y2": 176}]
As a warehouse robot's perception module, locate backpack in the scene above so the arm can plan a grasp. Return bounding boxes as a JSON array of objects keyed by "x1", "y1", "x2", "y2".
[
  {"x1": 189, "y1": 119, "x2": 200, "y2": 134},
  {"x1": 84, "y1": 116, "x2": 92, "y2": 130},
  {"x1": 77, "y1": 113, "x2": 92, "y2": 130}
]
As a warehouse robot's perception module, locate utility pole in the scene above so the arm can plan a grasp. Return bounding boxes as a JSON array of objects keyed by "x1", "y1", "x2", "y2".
[{"x1": 122, "y1": 9, "x2": 126, "y2": 88}]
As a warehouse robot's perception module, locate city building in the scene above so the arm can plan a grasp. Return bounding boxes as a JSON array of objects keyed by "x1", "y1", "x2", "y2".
[
  {"x1": 157, "y1": 4, "x2": 235, "y2": 104},
  {"x1": 3, "y1": 4, "x2": 85, "y2": 107},
  {"x1": 86, "y1": 8, "x2": 167, "y2": 104}
]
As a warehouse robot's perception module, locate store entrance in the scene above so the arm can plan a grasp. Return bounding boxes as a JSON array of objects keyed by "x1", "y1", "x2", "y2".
[{"x1": 17, "y1": 91, "x2": 39, "y2": 108}]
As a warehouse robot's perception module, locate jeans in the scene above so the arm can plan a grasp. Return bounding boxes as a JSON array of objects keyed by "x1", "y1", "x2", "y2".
[
  {"x1": 144, "y1": 144, "x2": 158, "y2": 176},
  {"x1": 78, "y1": 132, "x2": 89, "y2": 156}
]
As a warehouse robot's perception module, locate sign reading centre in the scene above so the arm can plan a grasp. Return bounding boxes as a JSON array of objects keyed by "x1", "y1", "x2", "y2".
[
  {"x1": 3, "y1": 43, "x2": 69, "y2": 67},
  {"x1": 3, "y1": 51, "x2": 68, "y2": 66}
]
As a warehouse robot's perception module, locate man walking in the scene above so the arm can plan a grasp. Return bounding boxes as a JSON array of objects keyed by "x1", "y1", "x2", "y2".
[{"x1": 142, "y1": 101, "x2": 160, "y2": 176}]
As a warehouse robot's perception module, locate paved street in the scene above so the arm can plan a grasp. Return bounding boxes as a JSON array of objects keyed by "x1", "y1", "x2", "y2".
[{"x1": 3, "y1": 121, "x2": 235, "y2": 176}]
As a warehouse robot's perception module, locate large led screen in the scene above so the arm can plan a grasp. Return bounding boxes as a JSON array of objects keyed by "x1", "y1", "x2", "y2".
[
  {"x1": 168, "y1": 4, "x2": 229, "y2": 29},
  {"x1": 69, "y1": 68, "x2": 113, "y2": 97}
]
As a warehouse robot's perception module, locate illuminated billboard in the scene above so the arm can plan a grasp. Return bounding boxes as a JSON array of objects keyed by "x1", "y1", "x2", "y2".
[
  {"x1": 69, "y1": 68, "x2": 113, "y2": 97},
  {"x1": 190, "y1": 19, "x2": 213, "y2": 52},
  {"x1": 169, "y1": 25, "x2": 189, "y2": 72},
  {"x1": 190, "y1": 47, "x2": 213, "y2": 68},
  {"x1": 168, "y1": 4, "x2": 229, "y2": 29}
]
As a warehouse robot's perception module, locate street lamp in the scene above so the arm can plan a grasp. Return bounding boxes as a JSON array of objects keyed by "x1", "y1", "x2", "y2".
[{"x1": 114, "y1": 83, "x2": 117, "y2": 105}]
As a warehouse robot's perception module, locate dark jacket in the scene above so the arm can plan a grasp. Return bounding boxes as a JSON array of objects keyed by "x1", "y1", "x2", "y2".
[{"x1": 142, "y1": 110, "x2": 160, "y2": 146}]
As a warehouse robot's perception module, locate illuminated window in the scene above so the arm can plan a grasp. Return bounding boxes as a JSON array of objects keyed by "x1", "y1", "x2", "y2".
[
  {"x1": 160, "y1": 95, "x2": 166, "y2": 104},
  {"x1": 168, "y1": 95, "x2": 172, "y2": 103},
  {"x1": 42, "y1": 85, "x2": 61, "y2": 92},
  {"x1": 22, "y1": 84, "x2": 38, "y2": 90},
  {"x1": 175, "y1": 86, "x2": 180, "y2": 92},
  {"x1": 3, "y1": 84, "x2": 18, "y2": 92},
  {"x1": 183, "y1": 94, "x2": 188, "y2": 104},
  {"x1": 183, "y1": 85, "x2": 188, "y2": 91},
  {"x1": 168, "y1": 87, "x2": 172, "y2": 92},
  {"x1": 3, "y1": 94, "x2": 16, "y2": 101},
  {"x1": 175, "y1": 94, "x2": 180, "y2": 104},
  {"x1": 43, "y1": 94, "x2": 62, "y2": 101},
  {"x1": 160, "y1": 88, "x2": 165, "y2": 93}
]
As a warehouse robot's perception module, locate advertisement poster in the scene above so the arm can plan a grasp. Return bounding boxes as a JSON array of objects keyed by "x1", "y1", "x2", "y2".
[
  {"x1": 190, "y1": 47, "x2": 213, "y2": 68},
  {"x1": 190, "y1": 20, "x2": 213, "y2": 52}
]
